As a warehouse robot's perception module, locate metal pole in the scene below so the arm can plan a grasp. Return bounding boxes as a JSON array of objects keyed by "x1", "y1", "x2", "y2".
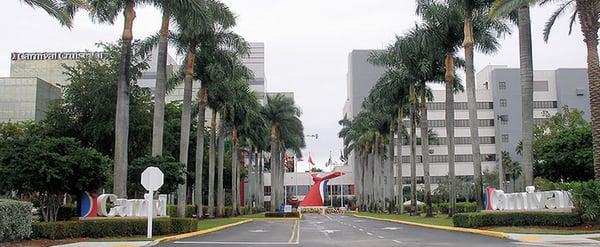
[{"x1": 341, "y1": 183, "x2": 344, "y2": 208}]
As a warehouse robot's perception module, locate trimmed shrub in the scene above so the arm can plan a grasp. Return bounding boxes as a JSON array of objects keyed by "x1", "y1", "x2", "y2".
[
  {"x1": 0, "y1": 199, "x2": 33, "y2": 243},
  {"x1": 57, "y1": 204, "x2": 78, "y2": 221},
  {"x1": 436, "y1": 202, "x2": 477, "y2": 214},
  {"x1": 166, "y1": 205, "x2": 197, "y2": 218},
  {"x1": 31, "y1": 217, "x2": 197, "y2": 239},
  {"x1": 453, "y1": 212, "x2": 581, "y2": 228},
  {"x1": 264, "y1": 212, "x2": 300, "y2": 218}
]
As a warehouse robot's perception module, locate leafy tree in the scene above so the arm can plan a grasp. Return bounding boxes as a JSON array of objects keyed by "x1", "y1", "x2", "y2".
[
  {"x1": 0, "y1": 131, "x2": 110, "y2": 221},
  {"x1": 43, "y1": 42, "x2": 152, "y2": 164},
  {"x1": 128, "y1": 155, "x2": 185, "y2": 197},
  {"x1": 532, "y1": 107, "x2": 594, "y2": 182},
  {"x1": 18, "y1": 0, "x2": 81, "y2": 27}
]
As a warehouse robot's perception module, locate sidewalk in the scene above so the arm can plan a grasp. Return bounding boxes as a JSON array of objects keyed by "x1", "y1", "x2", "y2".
[
  {"x1": 507, "y1": 233, "x2": 600, "y2": 245},
  {"x1": 53, "y1": 241, "x2": 152, "y2": 247}
]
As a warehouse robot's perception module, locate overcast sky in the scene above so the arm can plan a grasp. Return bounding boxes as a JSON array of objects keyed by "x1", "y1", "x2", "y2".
[{"x1": 0, "y1": 1, "x2": 589, "y2": 172}]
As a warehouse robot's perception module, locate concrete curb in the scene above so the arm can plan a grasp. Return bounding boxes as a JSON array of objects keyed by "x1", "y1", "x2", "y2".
[
  {"x1": 352, "y1": 214, "x2": 508, "y2": 239},
  {"x1": 242, "y1": 217, "x2": 302, "y2": 221},
  {"x1": 144, "y1": 219, "x2": 253, "y2": 246}
]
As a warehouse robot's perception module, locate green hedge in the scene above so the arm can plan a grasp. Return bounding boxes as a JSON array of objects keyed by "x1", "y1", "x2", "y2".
[
  {"x1": 166, "y1": 205, "x2": 260, "y2": 218},
  {"x1": 265, "y1": 212, "x2": 300, "y2": 218},
  {"x1": 437, "y1": 202, "x2": 478, "y2": 214},
  {"x1": 31, "y1": 218, "x2": 197, "y2": 240},
  {"x1": 453, "y1": 212, "x2": 582, "y2": 228},
  {"x1": 0, "y1": 199, "x2": 33, "y2": 243}
]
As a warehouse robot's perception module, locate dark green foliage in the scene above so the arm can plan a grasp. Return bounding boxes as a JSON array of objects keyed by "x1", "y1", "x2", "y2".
[
  {"x1": 531, "y1": 107, "x2": 594, "y2": 182},
  {"x1": 129, "y1": 155, "x2": 185, "y2": 197},
  {"x1": 437, "y1": 202, "x2": 478, "y2": 214},
  {"x1": 0, "y1": 199, "x2": 32, "y2": 243},
  {"x1": 56, "y1": 204, "x2": 78, "y2": 221},
  {"x1": 167, "y1": 205, "x2": 198, "y2": 218},
  {"x1": 453, "y1": 212, "x2": 581, "y2": 228},
  {"x1": 31, "y1": 218, "x2": 197, "y2": 240},
  {"x1": 264, "y1": 212, "x2": 300, "y2": 218},
  {"x1": 563, "y1": 181, "x2": 600, "y2": 224}
]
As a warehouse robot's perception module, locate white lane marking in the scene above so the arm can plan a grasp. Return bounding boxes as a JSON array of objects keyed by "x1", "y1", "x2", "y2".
[
  {"x1": 352, "y1": 225, "x2": 357, "y2": 228},
  {"x1": 358, "y1": 228, "x2": 364, "y2": 231},
  {"x1": 366, "y1": 232, "x2": 373, "y2": 236},
  {"x1": 392, "y1": 240, "x2": 402, "y2": 244},
  {"x1": 377, "y1": 236, "x2": 385, "y2": 239},
  {"x1": 174, "y1": 242, "x2": 298, "y2": 245},
  {"x1": 382, "y1": 227, "x2": 402, "y2": 230},
  {"x1": 320, "y1": 230, "x2": 340, "y2": 234},
  {"x1": 249, "y1": 229, "x2": 268, "y2": 233}
]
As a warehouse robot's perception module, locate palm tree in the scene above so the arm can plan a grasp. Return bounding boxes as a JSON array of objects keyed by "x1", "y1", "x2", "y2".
[
  {"x1": 262, "y1": 94, "x2": 305, "y2": 211},
  {"x1": 150, "y1": 0, "x2": 210, "y2": 156},
  {"x1": 19, "y1": 0, "x2": 81, "y2": 27},
  {"x1": 89, "y1": 0, "x2": 152, "y2": 198},
  {"x1": 525, "y1": 0, "x2": 600, "y2": 179},
  {"x1": 490, "y1": 0, "x2": 535, "y2": 191}
]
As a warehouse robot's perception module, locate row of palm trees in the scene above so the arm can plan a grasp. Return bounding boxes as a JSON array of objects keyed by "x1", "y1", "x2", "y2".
[
  {"x1": 340, "y1": 0, "x2": 600, "y2": 216},
  {"x1": 19, "y1": 0, "x2": 306, "y2": 215}
]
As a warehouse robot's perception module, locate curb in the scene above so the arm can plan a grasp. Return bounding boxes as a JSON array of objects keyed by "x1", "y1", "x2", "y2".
[
  {"x1": 145, "y1": 219, "x2": 253, "y2": 246},
  {"x1": 352, "y1": 214, "x2": 507, "y2": 239}
]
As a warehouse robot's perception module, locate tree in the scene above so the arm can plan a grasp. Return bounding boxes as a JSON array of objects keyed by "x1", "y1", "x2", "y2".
[
  {"x1": 490, "y1": 0, "x2": 538, "y2": 198},
  {"x1": 44, "y1": 41, "x2": 152, "y2": 162},
  {"x1": 262, "y1": 94, "x2": 305, "y2": 211},
  {"x1": 128, "y1": 155, "x2": 185, "y2": 197},
  {"x1": 532, "y1": 107, "x2": 594, "y2": 182},
  {"x1": 150, "y1": 0, "x2": 212, "y2": 157},
  {"x1": 0, "y1": 133, "x2": 110, "y2": 221},
  {"x1": 501, "y1": 151, "x2": 522, "y2": 192},
  {"x1": 540, "y1": 0, "x2": 600, "y2": 180},
  {"x1": 18, "y1": 0, "x2": 81, "y2": 27},
  {"x1": 88, "y1": 0, "x2": 148, "y2": 198}
]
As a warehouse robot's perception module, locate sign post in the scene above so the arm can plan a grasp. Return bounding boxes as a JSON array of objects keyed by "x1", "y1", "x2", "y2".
[{"x1": 141, "y1": 167, "x2": 164, "y2": 239}]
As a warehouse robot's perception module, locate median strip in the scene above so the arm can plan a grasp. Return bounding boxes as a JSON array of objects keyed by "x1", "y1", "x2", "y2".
[{"x1": 353, "y1": 214, "x2": 507, "y2": 239}]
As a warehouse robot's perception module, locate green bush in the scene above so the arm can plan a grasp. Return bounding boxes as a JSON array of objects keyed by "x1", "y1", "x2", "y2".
[
  {"x1": 166, "y1": 205, "x2": 197, "y2": 218},
  {"x1": 264, "y1": 212, "x2": 300, "y2": 218},
  {"x1": 564, "y1": 181, "x2": 600, "y2": 224},
  {"x1": 57, "y1": 204, "x2": 78, "y2": 221},
  {"x1": 0, "y1": 199, "x2": 33, "y2": 243},
  {"x1": 435, "y1": 202, "x2": 477, "y2": 214},
  {"x1": 453, "y1": 212, "x2": 581, "y2": 228},
  {"x1": 31, "y1": 218, "x2": 197, "y2": 239}
]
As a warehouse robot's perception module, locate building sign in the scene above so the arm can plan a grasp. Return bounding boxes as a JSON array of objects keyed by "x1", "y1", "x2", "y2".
[
  {"x1": 485, "y1": 186, "x2": 574, "y2": 211},
  {"x1": 80, "y1": 193, "x2": 168, "y2": 218},
  {"x1": 11, "y1": 52, "x2": 109, "y2": 61}
]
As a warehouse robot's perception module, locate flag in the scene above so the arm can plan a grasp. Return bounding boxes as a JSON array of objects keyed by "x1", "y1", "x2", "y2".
[{"x1": 308, "y1": 154, "x2": 316, "y2": 166}]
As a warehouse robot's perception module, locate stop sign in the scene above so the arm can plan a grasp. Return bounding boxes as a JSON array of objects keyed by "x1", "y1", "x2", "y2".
[{"x1": 141, "y1": 167, "x2": 164, "y2": 191}]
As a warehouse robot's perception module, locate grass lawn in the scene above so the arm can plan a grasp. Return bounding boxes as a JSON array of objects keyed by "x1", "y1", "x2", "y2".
[
  {"x1": 197, "y1": 217, "x2": 249, "y2": 231},
  {"x1": 238, "y1": 213, "x2": 266, "y2": 219},
  {"x1": 354, "y1": 212, "x2": 454, "y2": 227},
  {"x1": 486, "y1": 226, "x2": 600, "y2": 235}
]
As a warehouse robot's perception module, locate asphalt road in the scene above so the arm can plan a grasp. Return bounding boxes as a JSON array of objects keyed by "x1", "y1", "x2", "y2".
[{"x1": 157, "y1": 214, "x2": 537, "y2": 247}]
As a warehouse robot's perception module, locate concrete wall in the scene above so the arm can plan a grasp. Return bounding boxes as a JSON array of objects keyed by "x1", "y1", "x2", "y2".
[
  {"x1": 555, "y1": 68, "x2": 591, "y2": 121},
  {"x1": 0, "y1": 77, "x2": 60, "y2": 122}
]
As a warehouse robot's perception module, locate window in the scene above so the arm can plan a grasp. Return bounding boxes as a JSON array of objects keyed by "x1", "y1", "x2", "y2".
[
  {"x1": 264, "y1": 186, "x2": 271, "y2": 196},
  {"x1": 533, "y1": 101, "x2": 558, "y2": 109},
  {"x1": 576, "y1": 88, "x2": 586, "y2": 96},
  {"x1": 500, "y1": 99, "x2": 507, "y2": 107},
  {"x1": 499, "y1": 115, "x2": 509, "y2": 125},
  {"x1": 499, "y1": 81, "x2": 507, "y2": 90},
  {"x1": 533, "y1": 81, "x2": 549, "y2": 91},
  {"x1": 502, "y1": 134, "x2": 509, "y2": 143}
]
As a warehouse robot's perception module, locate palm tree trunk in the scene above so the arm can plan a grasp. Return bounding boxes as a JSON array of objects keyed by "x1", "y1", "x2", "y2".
[
  {"x1": 216, "y1": 114, "x2": 225, "y2": 217},
  {"x1": 194, "y1": 85, "x2": 207, "y2": 219},
  {"x1": 445, "y1": 53, "x2": 457, "y2": 216},
  {"x1": 113, "y1": 0, "x2": 136, "y2": 198},
  {"x1": 151, "y1": 8, "x2": 169, "y2": 156},
  {"x1": 208, "y1": 110, "x2": 217, "y2": 217},
  {"x1": 420, "y1": 93, "x2": 432, "y2": 217},
  {"x1": 270, "y1": 126, "x2": 278, "y2": 212},
  {"x1": 573, "y1": 0, "x2": 600, "y2": 179},
  {"x1": 259, "y1": 151, "x2": 264, "y2": 211},
  {"x1": 387, "y1": 126, "x2": 395, "y2": 213},
  {"x1": 236, "y1": 138, "x2": 242, "y2": 215},
  {"x1": 396, "y1": 107, "x2": 404, "y2": 214},
  {"x1": 518, "y1": 5, "x2": 535, "y2": 188},
  {"x1": 463, "y1": 8, "x2": 484, "y2": 210},
  {"x1": 232, "y1": 127, "x2": 239, "y2": 216},
  {"x1": 176, "y1": 47, "x2": 195, "y2": 217},
  {"x1": 409, "y1": 95, "x2": 418, "y2": 215}
]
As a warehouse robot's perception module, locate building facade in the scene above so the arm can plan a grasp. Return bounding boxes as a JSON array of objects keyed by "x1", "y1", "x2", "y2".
[{"x1": 0, "y1": 77, "x2": 61, "y2": 122}]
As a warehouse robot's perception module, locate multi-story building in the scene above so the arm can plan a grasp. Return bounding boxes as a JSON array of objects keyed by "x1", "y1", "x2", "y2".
[{"x1": 0, "y1": 77, "x2": 61, "y2": 122}]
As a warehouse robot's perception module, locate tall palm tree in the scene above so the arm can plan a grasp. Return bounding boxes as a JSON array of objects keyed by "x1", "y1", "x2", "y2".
[
  {"x1": 89, "y1": 0, "x2": 152, "y2": 198},
  {"x1": 20, "y1": 0, "x2": 81, "y2": 27},
  {"x1": 542, "y1": 5, "x2": 600, "y2": 172},
  {"x1": 490, "y1": 0, "x2": 534, "y2": 190},
  {"x1": 150, "y1": 0, "x2": 210, "y2": 156},
  {"x1": 262, "y1": 94, "x2": 305, "y2": 211}
]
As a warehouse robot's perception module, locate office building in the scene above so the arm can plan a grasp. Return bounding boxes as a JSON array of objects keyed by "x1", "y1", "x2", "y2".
[{"x1": 0, "y1": 77, "x2": 61, "y2": 122}]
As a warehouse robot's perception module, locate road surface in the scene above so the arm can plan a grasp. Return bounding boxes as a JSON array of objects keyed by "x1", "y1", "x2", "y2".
[{"x1": 156, "y1": 214, "x2": 545, "y2": 247}]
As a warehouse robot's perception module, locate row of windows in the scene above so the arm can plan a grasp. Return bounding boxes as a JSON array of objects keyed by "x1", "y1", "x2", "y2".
[
  {"x1": 427, "y1": 102, "x2": 494, "y2": 110},
  {"x1": 264, "y1": 185, "x2": 355, "y2": 196},
  {"x1": 403, "y1": 119, "x2": 495, "y2": 128},
  {"x1": 435, "y1": 136, "x2": 495, "y2": 145},
  {"x1": 499, "y1": 100, "x2": 558, "y2": 109},
  {"x1": 401, "y1": 175, "x2": 473, "y2": 185},
  {"x1": 498, "y1": 81, "x2": 549, "y2": 91},
  {"x1": 400, "y1": 154, "x2": 497, "y2": 163}
]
